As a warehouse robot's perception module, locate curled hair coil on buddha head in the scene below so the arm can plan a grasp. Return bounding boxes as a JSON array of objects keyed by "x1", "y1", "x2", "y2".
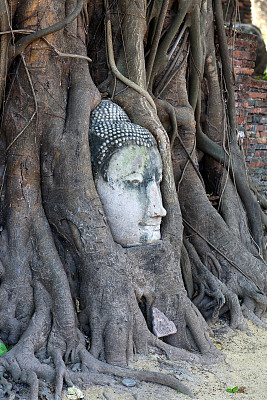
[{"x1": 89, "y1": 100, "x2": 158, "y2": 180}]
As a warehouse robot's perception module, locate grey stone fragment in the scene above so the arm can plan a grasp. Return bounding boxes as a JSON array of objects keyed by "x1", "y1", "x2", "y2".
[
  {"x1": 121, "y1": 378, "x2": 136, "y2": 387},
  {"x1": 152, "y1": 307, "x2": 177, "y2": 338}
]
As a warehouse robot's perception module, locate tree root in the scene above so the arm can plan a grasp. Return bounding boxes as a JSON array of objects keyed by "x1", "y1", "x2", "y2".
[
  {"x1": 79, "y1": 348, "x2": 194, "y2": 398},
  {"x1": 104, "y1": 0, "x2": 156, "y2": 111},
  {"x1": 11, "y1": 0, "x2": 84, "y2": 60},
  {"x1": 241, "y1": 304, "x2": 267, "y2": 329},
  {"x1": 1, "y1": 268, "x2": 202, "y2": 399},
  {"x1": 0, "y1": 323, "x2": 196, "y2": 399},
  {"x1": 183, "y1": 213, "x2": 267, "y2": 330},
  {"x1": 0, "y1": 283, "x2": 54, "y2": 399},
  {"x1": 0, "y1": 282, "x2": 33, "y2": 344},
  {"x1": 184, "y1": 239, "x2": 248, "y2": 330}
]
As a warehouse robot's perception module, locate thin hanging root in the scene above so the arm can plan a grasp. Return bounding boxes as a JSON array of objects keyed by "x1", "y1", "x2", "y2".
[
  {"x1": 213, "y1": 0, "x2": 264, "y2": 250},
  {"x1": 42, "y1": 37, "x2": 92, "y2": 63},
  {"x1": 149, "y1": 0, "x2": 192, "y2": 90},
  {"x1": 146, "y1": 0, "x2": 170, "y2": 87},
  {"x1": 11, "y1": 0, "x2": 84, "y2": 60},
  {"x1": 156, "y1": 99, "x2": 203, "y2": 183},
  {"x1": 154, "y1": 30, "x2": 189, "y2": 98},
  {"x1": 188, "y1": 4, "x2": 202, "y2": 111},
  {"x1": 79, "y1": 348, "x2": 194, "y2": 397},
  {"x1": 104, "y1": 1, "x2": 156, "y2": 111},
  {"x1": 183, "y1": 218, "x2": 263, "y2": 291}
]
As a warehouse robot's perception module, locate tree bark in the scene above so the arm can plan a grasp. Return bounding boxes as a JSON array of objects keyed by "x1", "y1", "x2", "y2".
[{"x1": 0, "y1": 0, "x2": 266, "y2": 398}]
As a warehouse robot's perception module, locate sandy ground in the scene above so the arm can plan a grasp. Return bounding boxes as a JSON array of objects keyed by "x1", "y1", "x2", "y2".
[{"x1": 62, "y1": 318, "x2": 267, "y2": 400}]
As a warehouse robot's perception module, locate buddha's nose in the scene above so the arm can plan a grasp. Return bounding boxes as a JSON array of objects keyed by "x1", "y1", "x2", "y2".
[{"x1": 147, "y1": 181, "x2": 167, "y2": 218}]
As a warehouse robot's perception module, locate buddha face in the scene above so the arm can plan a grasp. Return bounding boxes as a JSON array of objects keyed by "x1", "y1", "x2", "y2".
[{"x1": 95, "y1": 144, "x2": 167, "y2": 247}]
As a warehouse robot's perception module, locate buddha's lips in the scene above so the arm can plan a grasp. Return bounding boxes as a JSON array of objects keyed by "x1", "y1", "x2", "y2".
[{"x1": 139, "y1": 220, "x2": 161, "y2": 227}]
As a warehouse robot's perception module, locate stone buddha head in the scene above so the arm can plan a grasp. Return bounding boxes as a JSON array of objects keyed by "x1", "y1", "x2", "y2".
[{"x1": 90, "y1": 100, "x2": 166, "y2": 247}]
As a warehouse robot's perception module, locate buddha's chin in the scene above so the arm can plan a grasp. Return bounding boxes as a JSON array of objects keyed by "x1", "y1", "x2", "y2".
[
  {"x1": 114, "y1": 226, "x2": 161, "y2": 247},
  {"x1": 139, "y1": 226, "x2": 161, "y2": 244}
]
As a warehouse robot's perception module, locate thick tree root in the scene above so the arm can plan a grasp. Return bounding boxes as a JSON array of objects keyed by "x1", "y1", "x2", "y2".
[
  {"x1": 184, "y1": 239, "x2": 248, "y2": 330},
  {"x1": 0, "y1": 282, "x2": 53, "y2": 399},
  {"x1": 79, "y1": 348, "x2": 194, "y2": 398},
  {"x1": 0, "y1": 282, "x2": 33, "y2": 344},
  {"x1": 0, "y1": 279, "x2": 198, "y2": 400},
  {"x1": 148, "y1": 334, "x2": 224, "y2": 365},
  {"x1": 0, "y1": 332, "x2": 195, "y2": 399},
  {"x1": 241, "y1": 305, "x2": 267, "y2": 329}
]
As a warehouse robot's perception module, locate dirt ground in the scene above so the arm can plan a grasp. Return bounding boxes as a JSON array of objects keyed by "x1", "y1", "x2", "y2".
[{"x1": 62, "y1": 317, "x2": 267, "y2": 400}]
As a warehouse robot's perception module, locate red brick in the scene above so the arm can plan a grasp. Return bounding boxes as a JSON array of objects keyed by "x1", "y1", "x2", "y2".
[
  {"x1": 255, "y1": 150, "x2": 266, "y2": 157},
  {"x1": 234, "y1": 67, "x2": 254, "y2": 75},
  {"x1": 254, "y1": 151, "x2": 261, "y2": 157},
  {"x1": 235, "y1": 92, "x2": 249, "y2": 100},
  {"x1": 237, "y1": 116, "x2": 247, "y2": 125},
  {"x1": 232, "y1": 39, "x2": 255, "y2": 49},
  {"x1": 236, "y1": 75, "x2": 252, "y2": 84},
  {"x1": 257, "y1": 138, "x2": 267, "y2": 144},
  {"x1": 234, "y1": 59, "x2": 255, "y2": 68},
  {"x1": 248, "y1": 92, "x2": 267, "y2": 99},
  {"x1": 250, "y1": 108, "x2": 267, "y2": 114},
  {"x1": 226, "y1": 30, "x2": 257, "y2": 45},
  {"x1": 233, "y1": 50, "x2": 256, "y2": 60},
  {"x1": 238, "y1": 109, "x2": 247, "y2": 117},
  {"x1": 250, "y1": 79, "x2": 267, "y2": 90},
  {"x1": 235, "y1": 83, "x2": 251, "y2": 92}
]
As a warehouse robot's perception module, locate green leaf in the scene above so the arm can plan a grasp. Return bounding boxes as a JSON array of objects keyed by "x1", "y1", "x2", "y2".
[
  {"x1": 0, "y1": 343, "x2": 8, "y2": 357},
  {"x1": 226, "y1": 387, "x2": 239, "y2": 393}
]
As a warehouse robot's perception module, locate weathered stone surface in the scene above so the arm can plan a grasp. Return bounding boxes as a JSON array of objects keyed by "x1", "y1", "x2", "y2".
[{"x1": 152, "y1": 307, "x2": 177, "y2": 338}]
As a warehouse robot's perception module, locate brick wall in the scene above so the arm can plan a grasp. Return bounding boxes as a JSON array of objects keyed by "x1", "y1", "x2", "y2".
[
  {"x1": 227, "y1": 30, "x2": 267, "y2": 196},
  {"x1": 222, "y1": 0, "x2": 252, "y2": 24}
]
